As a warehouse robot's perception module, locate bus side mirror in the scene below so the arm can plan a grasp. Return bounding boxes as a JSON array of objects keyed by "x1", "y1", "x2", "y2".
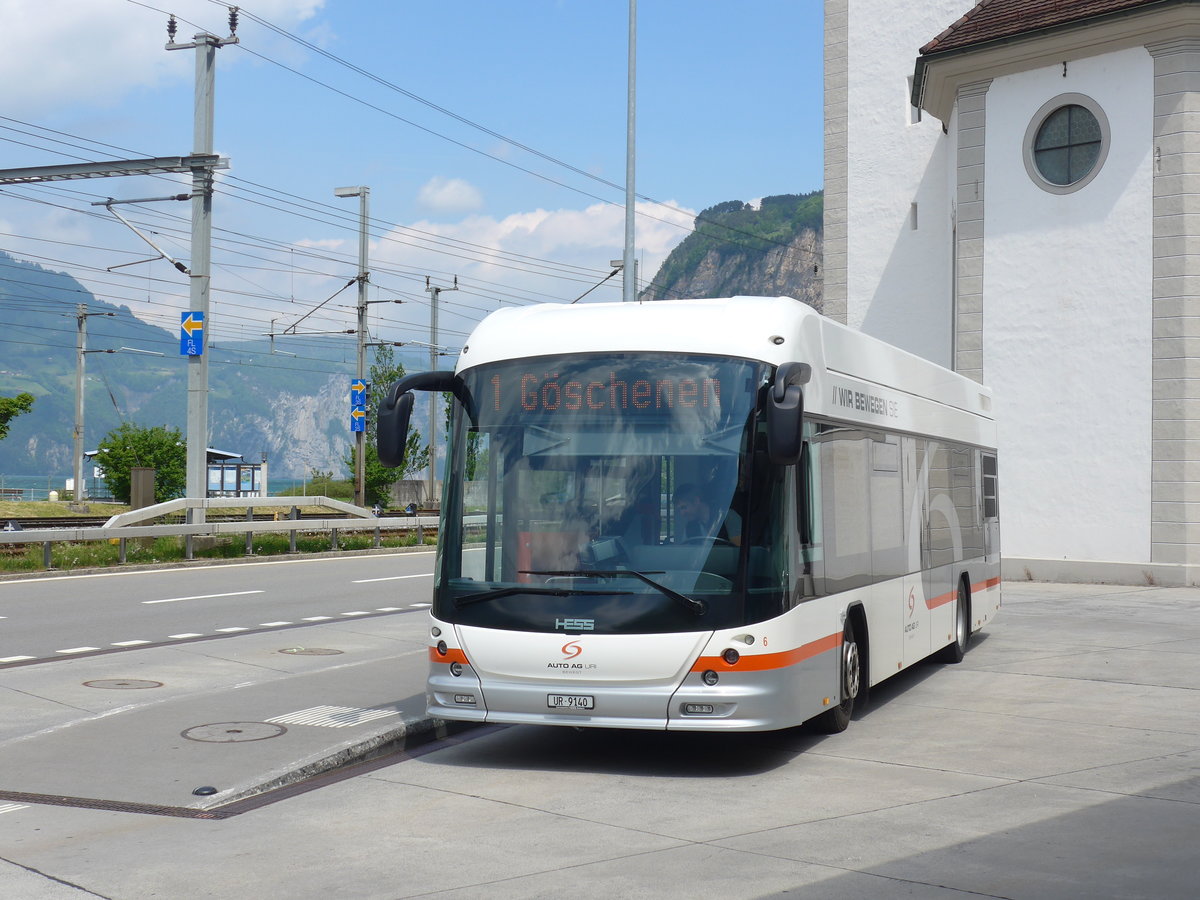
[
  {"x1": 377, "y1": 370, "x2": 461, "y2": 469},
  {"x1": 767, "y1": 362, "x2": 811, "y2": 465}
]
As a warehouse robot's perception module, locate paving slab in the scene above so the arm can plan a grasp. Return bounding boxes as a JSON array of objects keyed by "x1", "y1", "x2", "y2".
[{"x1": 0, "y1": 614, "x2": 438, "y2": 811}]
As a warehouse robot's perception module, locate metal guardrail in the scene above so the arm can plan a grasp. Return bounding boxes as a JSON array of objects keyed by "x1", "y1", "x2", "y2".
[{"x1": 0, "y1": 496, "x2": 439, "y2": 570}]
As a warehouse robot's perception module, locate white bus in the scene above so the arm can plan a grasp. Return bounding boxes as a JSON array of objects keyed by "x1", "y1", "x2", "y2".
[{"x1": 378, "y1": 296, "x2": 1000, "y2": 733}]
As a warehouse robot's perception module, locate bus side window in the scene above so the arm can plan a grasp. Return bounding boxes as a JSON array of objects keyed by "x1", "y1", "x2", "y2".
[
  {"x1": 797, "y1": 426, "x2": 824, "y2": 597},
  {"x1": 982, "y1": 453, "x2": 999, "y2": 519}
]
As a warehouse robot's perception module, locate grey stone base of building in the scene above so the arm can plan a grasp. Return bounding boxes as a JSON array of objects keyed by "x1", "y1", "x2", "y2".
[{"x1": 1004, "y1": 556, "x2": 1200, "y2": 588}]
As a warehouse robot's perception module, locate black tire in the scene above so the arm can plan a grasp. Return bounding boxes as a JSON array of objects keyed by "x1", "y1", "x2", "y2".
[
  {"x1": 937, "y1": 580, "x2": 970, "y2": 664},
  {"x1": 814, "y1": 619, "x2": 861, "y2": 734}
]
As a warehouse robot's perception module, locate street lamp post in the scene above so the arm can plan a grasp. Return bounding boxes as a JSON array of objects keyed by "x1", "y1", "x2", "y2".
[{"x1": 334, "y1": 185, "x2": 370, "y2": 508}]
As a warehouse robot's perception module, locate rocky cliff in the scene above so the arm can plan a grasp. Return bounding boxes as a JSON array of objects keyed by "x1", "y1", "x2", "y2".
[{"x1": 641, "y1": 192, "x2": 823, "y2": 309}]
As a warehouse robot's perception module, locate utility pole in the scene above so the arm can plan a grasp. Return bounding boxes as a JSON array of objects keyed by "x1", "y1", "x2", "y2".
[
  {"x1": 73, "y1": 304, "x2": 114, "y2": 505},
  {"x1": 167, "y1": 10, "x2": 238, "y2": 519},
  {"x1": 623, "y1": 0, "x2": 638, "y2": 302},
  {"x1": 425, "y1": 276, "x2": 458, "y2": 506},
  {"x1": 334, "y1": 185, "x2": 370, "y2": 508}
]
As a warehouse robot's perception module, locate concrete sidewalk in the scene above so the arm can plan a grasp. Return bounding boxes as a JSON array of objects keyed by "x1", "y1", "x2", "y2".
[{"x1": 0, "y1": 613, "x2": 440, "y2": 813}]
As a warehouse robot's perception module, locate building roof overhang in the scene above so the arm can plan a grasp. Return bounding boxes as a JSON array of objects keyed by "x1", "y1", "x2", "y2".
[{"x1": 914, "y1": 0, "x2": 1200, "y2": 122}]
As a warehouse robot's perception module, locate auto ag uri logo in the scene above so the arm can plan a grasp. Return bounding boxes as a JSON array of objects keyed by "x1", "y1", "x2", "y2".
[{"x1": 561, "y1": 640, "x2": 583, "y2": 659}]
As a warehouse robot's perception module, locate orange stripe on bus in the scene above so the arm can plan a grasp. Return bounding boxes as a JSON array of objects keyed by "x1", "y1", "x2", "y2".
[
  {"x1": 691, "y1": 632, "x2": 842, "y2": 673},
  {"x1": 926, "y1": 590, "x2": 956, "y2": 610},
  {"x1": 971, "y1": 576, "x2": 1001, "y2": 594},
  {"x1": 429, "y1": 646, "x2": 469, "y2": 665}
]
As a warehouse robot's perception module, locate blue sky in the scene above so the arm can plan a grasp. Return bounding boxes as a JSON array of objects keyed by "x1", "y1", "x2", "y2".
[{"x1": 0, "y1": 0, "x2": 824, "y2": 351}]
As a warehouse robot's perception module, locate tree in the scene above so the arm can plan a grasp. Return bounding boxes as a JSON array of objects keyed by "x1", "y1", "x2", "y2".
[
  {"x1": 0, "y1": 392, "x2": 34, "y2": 441},
  {"x1": 94, "y1": 423, "x2": 186, "y2": 504},
  {"x1": 346, "y1": 345, "x2": 428, "y2": 507}
]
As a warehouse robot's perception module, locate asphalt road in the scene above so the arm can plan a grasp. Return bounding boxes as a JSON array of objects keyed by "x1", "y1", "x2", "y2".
[
  {"x1": 0, "y1": 550, "x2": 437, "y2": 665},
  {"x1": 1, "y1": 578, "x2": 1198, "y2": 899}
]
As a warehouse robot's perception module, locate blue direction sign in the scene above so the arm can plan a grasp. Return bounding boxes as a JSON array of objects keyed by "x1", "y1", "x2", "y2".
[
  {"x1": 180, "y1": 311, "x2": 205, "y2": 356},
  {"x1": 350, "y1": 379, "x2": 368, "y2": 407},
  {"x1": 350, "y1": 406, "x2": 367, "y2": 433}
]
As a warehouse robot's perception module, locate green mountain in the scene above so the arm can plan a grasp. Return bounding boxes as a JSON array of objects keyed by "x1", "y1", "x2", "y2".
[
  {"x1": 0, "y1": 251, "x2": 429, "y2": 481},
  {"x1": 642, "y1": 192, "x2": 823, "y2": 308}
]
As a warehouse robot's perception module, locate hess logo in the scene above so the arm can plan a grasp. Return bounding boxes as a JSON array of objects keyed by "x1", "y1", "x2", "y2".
[{"x1": 561, "y1": 640, "x2": 583, "y2": 659}]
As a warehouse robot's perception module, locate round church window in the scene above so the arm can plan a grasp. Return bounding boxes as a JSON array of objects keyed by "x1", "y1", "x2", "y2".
[{"x1": 1024, "y1": 94, "x2": 1109, "y2": 194}]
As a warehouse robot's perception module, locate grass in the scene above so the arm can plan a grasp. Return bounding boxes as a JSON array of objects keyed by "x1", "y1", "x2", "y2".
[{"x1": 0, "y1": 500, "x2": 436, "y2": 573}]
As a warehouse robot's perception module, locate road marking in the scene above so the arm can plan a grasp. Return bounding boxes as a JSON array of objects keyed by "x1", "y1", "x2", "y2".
[
  {"x1": 168, "y1": 633, "x2": 204, "y2": 639},
  {"x1": 352, "y1": 574, "x2": 433, "y2": 584},
  {"x1": 215, "y1": 627, "x2": 249, "y2": 633},
  {"x1": 111, "y1": 640, "x2": 152, "y2": 647},
  {"x1": 57, "y1": 647, "x2": 100, "y2": 654},
  {"x1": 302, "y1": 616, "x2": 333, "y2": 622},
  {"x1": 0, "y1": 803, "x2": 29, "y2": 815},
  {"x1": 143, "y1": 590, "x2": 264, "y2": 605},
  {"x1": 376, "y1": 607, "x2": 403, "y2": 612},
  {"x1": 409, "y1": 603, "x2": 432, "y2": 608},
  {"x1": 266, "y1": 705, "x2": 401, "y2": 728},
  {"x1": 341, "y1": 611, "x2": 372, "y2": 616},
  {"x1": 0, "y1": 656, "x2": 35, "y2": 663},
  {"x1": 260, "y1": 621, "x2": 292, "y2": 627}
]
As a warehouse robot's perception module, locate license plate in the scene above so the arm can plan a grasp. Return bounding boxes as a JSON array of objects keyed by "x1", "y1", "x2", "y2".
[{"x1": 547, "y1": 693, "x2": 594, "y2": 710}]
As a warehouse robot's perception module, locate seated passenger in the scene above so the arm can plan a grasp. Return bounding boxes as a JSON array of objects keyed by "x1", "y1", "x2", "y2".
[{"x1": 673, "y1": 482, "x2": 741, "y2": 546}]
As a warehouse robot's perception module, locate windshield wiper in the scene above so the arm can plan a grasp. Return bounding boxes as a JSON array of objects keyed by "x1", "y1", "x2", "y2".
[
  {"x1": 520, "y1": 569, "x2": 707, "y2": 616},
  {"x1": 454, "y1": 583, "x2": 633, "y2": 608}
]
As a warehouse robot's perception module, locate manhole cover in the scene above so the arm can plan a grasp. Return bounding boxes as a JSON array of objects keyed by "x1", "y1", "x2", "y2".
[
  {"x1": 278, "y1": 647, "x2": 343, "y2": 656},
  {"x1": 181, "y1": 722, "x2": 287, "y2": 743},
  {"x1": 83, "y1": 679, "x2": 164, "y2": 690}
]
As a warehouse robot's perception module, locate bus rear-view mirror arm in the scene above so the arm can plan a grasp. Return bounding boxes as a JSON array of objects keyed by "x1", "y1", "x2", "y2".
[
  {"x1": 767, "y1": 361, "x2": 812, "y2": 465},
  {"x1": 377, "y1": 370, "x2": 460, "y2": 469}
]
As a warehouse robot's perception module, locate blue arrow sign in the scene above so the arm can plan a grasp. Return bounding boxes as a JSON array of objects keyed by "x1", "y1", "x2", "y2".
[
  {"x1": 350, "y1": 405, "x2": 366, "y2": 433},
  {"x1": 180, "y1": 311, "x2": 205, "y2": 356},
  {"x1": 350, "y1": 379, "x2": 368, "y2": 407}
]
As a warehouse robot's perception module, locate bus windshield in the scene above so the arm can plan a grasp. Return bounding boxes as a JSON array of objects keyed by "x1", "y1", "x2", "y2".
[{"x1": 435, "y1": 353, "x2": 780, "y2": 634}]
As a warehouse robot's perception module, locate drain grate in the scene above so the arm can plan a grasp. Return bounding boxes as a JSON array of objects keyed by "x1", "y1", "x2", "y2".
[
  {"x1": 83, "y1": 679, "x2": 164, "y2": 690},
  {"x1": 181, "y1": 722, "x2": 288, "y2": 743},
  {"x1": 278, "y1": 647, "x2": 343, "y2": 656}
]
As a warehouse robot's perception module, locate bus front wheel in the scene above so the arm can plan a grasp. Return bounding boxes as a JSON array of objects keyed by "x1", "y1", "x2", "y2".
[{"x1": 815, "y1": 620, "x2": 860, "y2": 734}]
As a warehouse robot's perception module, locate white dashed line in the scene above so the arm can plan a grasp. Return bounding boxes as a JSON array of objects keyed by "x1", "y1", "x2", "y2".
[
  {"x1": 57, "y1": 647, "x2": 100, "y2": 654},
  {"x1": 376, "y1": 607, "x2": 403, "y2": 612},
  {"x1": 341, "y1": 611, "x2": 372, "y2": 616},
  {"x1": 409, "y1": 603, "x2": 432, "y2": 608},
  {"x1": 352, "y1": 574, "x2": 433, "y2": 583},
  {"x1": 111, "y1": 640, "x2": 152, "y2": 647},
  {"x1": 215, "y1": 627, "x2": 249, "y2": 633},
  {"x1": 143, "y1": 590, "x2": 265, "y2": 605},
  {"x1": 259, "y1": 621, "x2": 292, "y2": 627},
  {"x1": 168, "y1": 633, "x2": 204, "y2": 639},
  {"x1": 302, "y1": 616, "x2": 333, "y2": 622},
  {"x1": 0, "y1": 656, "x2": 34, "y2": 663}
]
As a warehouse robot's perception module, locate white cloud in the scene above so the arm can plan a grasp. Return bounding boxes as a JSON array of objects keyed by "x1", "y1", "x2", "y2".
[
  {"x1": 416, "y1": 177, "x2": 484, "y2": 214},
  {"x1": 369, "y1": 199, "x2": 695, "y2": 344},
  {"x1": 0, "y1": 0, "x2": 324, "y2": 115}
]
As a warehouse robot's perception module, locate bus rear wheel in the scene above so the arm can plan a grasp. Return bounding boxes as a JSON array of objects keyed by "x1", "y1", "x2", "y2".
[
  {"x1": 937, "y1": 580, "x2": 970, "y2": 664},
  {"x1": 815, "y1": 620, "x2": 860, "y2": 734}
]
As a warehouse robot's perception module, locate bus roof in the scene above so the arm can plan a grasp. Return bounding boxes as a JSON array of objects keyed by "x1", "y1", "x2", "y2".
[{"x1": 455, "y1": 296, "x2": 994, "y2": 439}]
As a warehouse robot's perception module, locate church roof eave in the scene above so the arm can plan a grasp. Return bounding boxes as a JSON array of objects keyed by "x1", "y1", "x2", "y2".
[{"x1": 913, "y1": 0, "x2": 1196, "y2": 123}]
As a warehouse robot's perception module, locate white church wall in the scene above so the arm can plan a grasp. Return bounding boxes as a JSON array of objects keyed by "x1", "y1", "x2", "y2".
[
  {"x1": 845, "y1": 0, "x2": 972, "y2": 367},
  {"x1": 983, "y1": 47, "x2": 1154, "y2": 562}
]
